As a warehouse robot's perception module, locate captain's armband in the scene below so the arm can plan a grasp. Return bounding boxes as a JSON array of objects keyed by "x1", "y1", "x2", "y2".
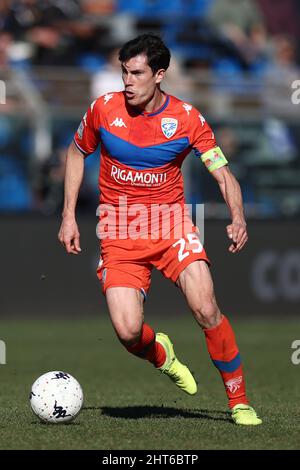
[{"x1": 200, "y1": 147, "x2": 228, "y2": 173}]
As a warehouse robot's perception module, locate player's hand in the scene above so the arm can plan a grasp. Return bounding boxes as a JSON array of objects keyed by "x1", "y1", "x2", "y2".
[
  {"x1": 226, "y1": 220, "x2": 248, "y2": 253},
  {"x1": 58, "y1": 216, "x2": 81, "y2": 255}
]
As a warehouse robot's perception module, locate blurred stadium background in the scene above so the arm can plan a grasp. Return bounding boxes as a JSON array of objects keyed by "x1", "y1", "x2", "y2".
[{"x1": 0, "y1": 0, "x2": 299, "y2": 318}]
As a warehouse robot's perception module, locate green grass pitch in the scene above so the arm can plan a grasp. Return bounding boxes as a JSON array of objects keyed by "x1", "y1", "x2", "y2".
[{"x1": 0, "y1": 316, "x2": 299, "y2": 450}]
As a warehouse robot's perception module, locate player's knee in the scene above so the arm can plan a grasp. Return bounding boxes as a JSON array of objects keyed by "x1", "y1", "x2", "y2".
[
  {"x1": 115, "y1": 323, "x2": 141, "y2": 346},
  {"x1": 193, "y1": 301, "x2": 221, "y2": 329}
]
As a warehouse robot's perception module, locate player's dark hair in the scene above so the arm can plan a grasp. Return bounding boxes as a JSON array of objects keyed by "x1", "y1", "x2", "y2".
[{"x1": 119, "y1": 34, "x2": 171, "y2": 74}]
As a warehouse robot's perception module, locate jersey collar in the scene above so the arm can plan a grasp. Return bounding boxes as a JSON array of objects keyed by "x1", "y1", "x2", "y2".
[
  {"x1": 129, "y1": 93, "x2": 169, "y2": 117},
  {"x1": 142, "y1": 94, "x2": 170, "y2": 117}
]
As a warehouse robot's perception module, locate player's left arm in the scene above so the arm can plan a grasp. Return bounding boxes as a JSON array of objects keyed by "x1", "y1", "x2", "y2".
[
  {"x1": 211, "y1": 165, "x2": 248, "y2": 253},
  {"x1": 188, "y1": 106, "x2": 247, "y2": 253}
]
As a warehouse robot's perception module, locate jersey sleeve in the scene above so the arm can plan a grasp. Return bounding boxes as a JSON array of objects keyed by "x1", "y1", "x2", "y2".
[
  {"x1": 188, "y1": 108, "x2": 228, "y2": 173},
  {"x1": 73, "y1": 100, "x2": 101, "y2": 156}
]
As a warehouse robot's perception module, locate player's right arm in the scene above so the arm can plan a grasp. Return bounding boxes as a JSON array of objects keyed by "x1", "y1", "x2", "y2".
[
  {"x1": 58, "y1": 141, "x2": 84, "y2": 255},
  {"x1": 58, "y1": 98, "x2": 101, "y2": 254}
]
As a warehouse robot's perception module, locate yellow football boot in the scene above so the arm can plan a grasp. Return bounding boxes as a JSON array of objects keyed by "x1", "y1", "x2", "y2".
[
  {"x1": 231, "y1": 404, "x2": 263, "y2": 425},
  {"x1": 156, "y1": 332, "x2": 197, "y2": 395}
]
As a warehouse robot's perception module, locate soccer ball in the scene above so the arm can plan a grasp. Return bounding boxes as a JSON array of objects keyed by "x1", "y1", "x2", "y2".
[{"x1": 29, "y1": 371, "x2": 83, "y2": 423}]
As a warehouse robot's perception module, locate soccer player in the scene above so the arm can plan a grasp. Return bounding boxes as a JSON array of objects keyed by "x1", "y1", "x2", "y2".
[{"x1": 58, "y1": 34, "x2": 262, "y2": 425}]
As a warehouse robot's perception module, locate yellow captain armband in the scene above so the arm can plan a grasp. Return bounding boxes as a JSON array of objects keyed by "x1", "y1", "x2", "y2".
[{"x1": 200, "y1": 147, "x2": 228, "y2": 173}]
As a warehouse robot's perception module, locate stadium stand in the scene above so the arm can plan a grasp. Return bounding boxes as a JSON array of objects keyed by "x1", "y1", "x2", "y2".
[{"x1": 0, "y1": 0, "x2": 299, "y2": 217}]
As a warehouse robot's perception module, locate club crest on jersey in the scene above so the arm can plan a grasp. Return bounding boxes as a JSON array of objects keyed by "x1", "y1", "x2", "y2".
[{"x1": 161, "y1": 118, "x2": 178, "y2": 139}]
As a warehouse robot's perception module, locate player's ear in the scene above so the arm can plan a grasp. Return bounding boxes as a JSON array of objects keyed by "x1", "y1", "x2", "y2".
[{"x1": 155, "y1": 69, "x2": 165, "y2": 84}]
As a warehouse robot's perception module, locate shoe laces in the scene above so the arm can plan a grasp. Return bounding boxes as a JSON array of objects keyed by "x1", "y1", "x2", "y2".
[
  {"x1": 232, "y1": 405, "x2": 256, "y2": 416},
  {"x1": 160, "y1": 357, "x2": 177, "y2": 375}
]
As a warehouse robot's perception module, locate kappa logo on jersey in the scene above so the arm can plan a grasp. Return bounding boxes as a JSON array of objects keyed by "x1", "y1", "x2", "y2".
[
  {"x1": 90, "y1": 100, "x2": 96, "y2": 112},
  {"x1": 104, "y1": 93, "x2": 114, "y2": 105},
  {"x1": 199, "y1": 114, "x2": 206, "y2": 126},
  {"x1": 161, "y1": 118, "x2": 178, "y2": 139},
  {"x1": 225, "y1": 376, "x2": 243, "y2": 394},
  {"x1": 183, "y1": 103, "x2": 192, "y2": 115},
  {"x1": 110, "y1": 117, "x2": 127, "y2": 128}
]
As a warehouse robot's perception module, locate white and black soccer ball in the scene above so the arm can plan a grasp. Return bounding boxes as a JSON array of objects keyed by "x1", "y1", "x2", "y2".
[{"x1": 29, "y1": 371, "x2": 83, "y2": 423}]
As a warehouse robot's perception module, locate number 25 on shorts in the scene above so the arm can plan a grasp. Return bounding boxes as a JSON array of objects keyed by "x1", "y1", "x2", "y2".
[{"x1": 172, "y1": 233, "x2": 203, "y2": 262}]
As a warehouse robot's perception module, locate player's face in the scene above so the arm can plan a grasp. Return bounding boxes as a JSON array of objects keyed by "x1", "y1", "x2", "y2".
[{"x1": 121, "y1": 54, "x2": 165, "y2": 109}]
